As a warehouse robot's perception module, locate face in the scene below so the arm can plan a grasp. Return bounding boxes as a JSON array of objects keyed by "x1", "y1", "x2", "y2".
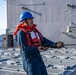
[{"x1": 26, "y1": 18, "x2": 34, "y2": 27}]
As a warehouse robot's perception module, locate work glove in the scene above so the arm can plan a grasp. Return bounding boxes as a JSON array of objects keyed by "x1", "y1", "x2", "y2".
[{"x1": 55, "y1": 41, "x2": 64, "y2": 48}]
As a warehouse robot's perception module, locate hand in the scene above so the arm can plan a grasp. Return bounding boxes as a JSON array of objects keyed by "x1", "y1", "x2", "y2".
[
  {"x1": 56, "y1": 42, "x2": 64, "y2": 48},
  {"x1": 38, "y1": 46, "x2": 42, "y2": 50},
  {"x1": 38, "y1": 46, "x2": 48, "y2": 50},
  {"x1": 41, "y1": 46, "x2": 49, "y2": 50}
]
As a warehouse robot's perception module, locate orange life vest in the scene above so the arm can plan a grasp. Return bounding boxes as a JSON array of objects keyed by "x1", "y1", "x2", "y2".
[{"x1": 14, "y1": 23, "x2": 43, "y2": 47}]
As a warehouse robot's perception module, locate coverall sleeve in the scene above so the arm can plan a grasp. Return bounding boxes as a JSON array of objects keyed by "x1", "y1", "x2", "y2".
[
  {"x1": 42, "y1": 36, "x2": 56, "y2": 48},
  {"x1": 16, "y1": 30, "x2": 39, "y2": 57}
]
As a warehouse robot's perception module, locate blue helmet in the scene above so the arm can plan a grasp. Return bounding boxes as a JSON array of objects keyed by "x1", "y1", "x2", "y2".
[{"x1": 20, "y1": 11, "x2": 34, "y2": 22}]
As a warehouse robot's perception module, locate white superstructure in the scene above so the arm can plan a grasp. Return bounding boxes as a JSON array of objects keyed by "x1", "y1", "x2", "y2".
[{"x1": 6, "y1": 0, "x2": 76, "y2": 48}]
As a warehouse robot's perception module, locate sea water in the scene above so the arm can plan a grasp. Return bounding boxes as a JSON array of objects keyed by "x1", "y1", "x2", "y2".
[{"x1": 0, "y1": 35, "x2": 2, "y2": 50}]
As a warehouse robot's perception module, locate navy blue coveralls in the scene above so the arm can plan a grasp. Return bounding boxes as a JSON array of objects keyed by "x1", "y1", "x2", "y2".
[{"x1": 16, "y1": 30, "x2": 55, "y2": 75}]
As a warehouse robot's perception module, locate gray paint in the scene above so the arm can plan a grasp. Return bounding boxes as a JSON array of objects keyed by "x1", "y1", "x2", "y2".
[{"x1": 7, "y1": 0, "x2": 76, "y2": 48}]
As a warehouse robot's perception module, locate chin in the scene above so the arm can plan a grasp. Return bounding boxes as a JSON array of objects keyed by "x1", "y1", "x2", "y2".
[{"x1": 31, "y1": 24, "x2": 33, "y2": 26}]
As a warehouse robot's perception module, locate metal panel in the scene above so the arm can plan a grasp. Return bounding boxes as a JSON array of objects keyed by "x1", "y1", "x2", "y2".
[{"x1": 7, "y1": 0, "x2": 76, "y2": 48}]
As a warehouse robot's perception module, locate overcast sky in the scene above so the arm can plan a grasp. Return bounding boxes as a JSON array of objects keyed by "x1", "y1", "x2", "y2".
[{"x1": 0, "y1": 0, "x2": 7, "y2": 35}]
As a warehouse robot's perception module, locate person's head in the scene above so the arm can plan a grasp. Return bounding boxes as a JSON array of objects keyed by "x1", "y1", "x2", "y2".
[{"x1": 20, "y1": 11, "x2": 34, "y2": 27}]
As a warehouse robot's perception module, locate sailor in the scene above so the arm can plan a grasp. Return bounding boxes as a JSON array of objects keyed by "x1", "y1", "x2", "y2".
[{"x1": 14, "y1": 11, "x2": 64, "y2": 75}]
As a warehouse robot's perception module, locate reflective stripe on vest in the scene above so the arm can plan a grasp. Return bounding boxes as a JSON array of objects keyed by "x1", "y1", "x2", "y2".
[{"x1": 26, "y1": 30, "x2": 43, "y2": 47}]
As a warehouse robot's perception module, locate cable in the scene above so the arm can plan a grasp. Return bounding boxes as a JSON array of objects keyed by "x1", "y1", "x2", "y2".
[
  {"x1": 5, "y1": 0, "x2": 46, "y2": 6},
  {"x1": 10, "y1": 0, "x2": 46, "y2": 6},
  {"x1": 5, "y1": 0, "x2": 42, "y2": 15}
]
